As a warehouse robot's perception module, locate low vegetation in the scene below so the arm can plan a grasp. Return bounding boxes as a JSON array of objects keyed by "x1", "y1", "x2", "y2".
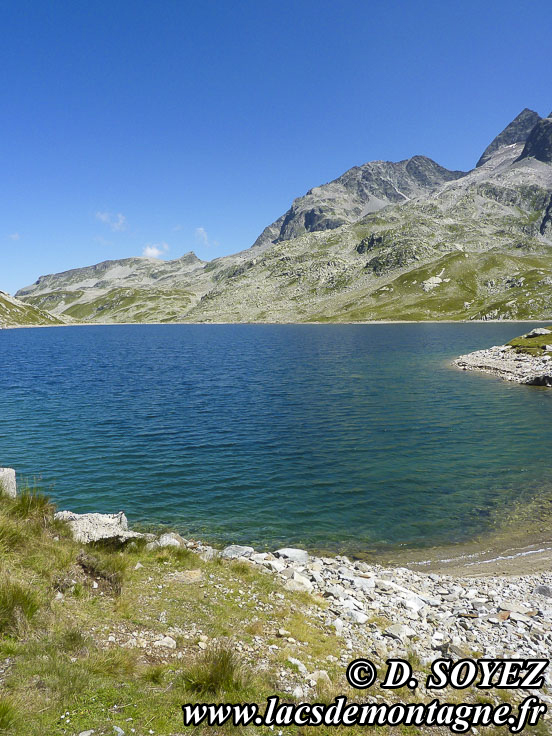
[
  {"x1": 0, "y1": 486, "x2": 549, "y2": 735},
  {"x1": 508, "y1": 328, "x2": 552, "y2": 356}
]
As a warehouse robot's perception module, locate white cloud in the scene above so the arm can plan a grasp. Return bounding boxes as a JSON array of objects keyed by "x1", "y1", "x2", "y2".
[
  {"x1": 142, "y1": 242, "x2": 169, "y2": 258},
  {"x1": 8, "y1": 232, "x2": 20, "y2": 241},
  {"x1": 96, "y1": 211, "x2": 127, "y2": 231},
  {"x1": 172, "y1": 224, "x2": 183, "y2": 232},
  {"x1": 195, "y1": 226, "x2": 219, "y2": 248}
]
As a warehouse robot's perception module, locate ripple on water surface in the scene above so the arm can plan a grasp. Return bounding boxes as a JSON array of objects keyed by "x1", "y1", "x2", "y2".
[{"x1": 1, "y1": 323, "x2": 552, "y2": 553}]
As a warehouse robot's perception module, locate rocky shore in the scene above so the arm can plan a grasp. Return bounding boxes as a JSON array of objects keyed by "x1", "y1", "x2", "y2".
[
  {"x1": 453, "y1": 327, "x2": 552, "y2": 385},
  {"x1": 55, "y1": 509, "x2": 552, "y2": 703}
]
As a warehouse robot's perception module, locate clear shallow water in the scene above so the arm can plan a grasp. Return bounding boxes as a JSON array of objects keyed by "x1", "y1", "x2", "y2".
[{"x1": 1, "y1": 323, "x2": 552, "y2": 553}]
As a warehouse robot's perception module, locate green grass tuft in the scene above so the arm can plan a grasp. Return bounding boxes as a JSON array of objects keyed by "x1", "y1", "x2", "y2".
[
  {"x1": 0, "y1": 698, "x2": 18, "y2": 732},
  {"x1": 180, "y1": 643, "x2": 250, "y2": 696},
  {"x1": 0, "y1": 579, "x2": 40, "y2": 635},
  {"x1": 8, "y1": 490, "x2": 55, "y2": 526}
]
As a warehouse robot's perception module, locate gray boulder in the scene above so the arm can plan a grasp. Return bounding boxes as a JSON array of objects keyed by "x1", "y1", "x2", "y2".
[
  {"x1": 146, "y1": 532, "x2": 187, "y2": 550},
  {"x1": 0, "y1": 467, "x2": 17, "y2": 498},
  {"x1": 221, "y1": 544, "x2": 255, "y2": 559},
  {"x1": 275, "y1": 547, "x2": 310, "y2": 563}
]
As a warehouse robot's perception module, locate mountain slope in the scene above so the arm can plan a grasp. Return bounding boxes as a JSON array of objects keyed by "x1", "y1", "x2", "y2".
[
  {"x1": 0, "y1": 291, "x2": 63, "y2": 327},
  {"x1": 16, "y1": 107, "x2": 552, "y2": 323},
  {"x1": 252, "y1": 155, "x2": 466, "y2": 250}
]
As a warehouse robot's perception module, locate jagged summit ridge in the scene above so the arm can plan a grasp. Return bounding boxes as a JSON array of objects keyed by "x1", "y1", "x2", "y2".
[
  {"x1": 476, "y1": 108, "x2": 541, "y2": 168},
  {"x1": 253, "y1": 154, "x2": 465, "y2": 249}
]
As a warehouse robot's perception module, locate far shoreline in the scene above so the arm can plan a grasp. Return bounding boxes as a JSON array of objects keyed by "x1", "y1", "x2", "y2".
[{"x1": 4, "y1": 318, "x2": 552, "y2": 329}]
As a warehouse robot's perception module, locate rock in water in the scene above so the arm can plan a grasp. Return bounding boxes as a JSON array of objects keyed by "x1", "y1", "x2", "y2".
[{"x1": 0, "y1": 467, "x2": 17, "y2": 498}]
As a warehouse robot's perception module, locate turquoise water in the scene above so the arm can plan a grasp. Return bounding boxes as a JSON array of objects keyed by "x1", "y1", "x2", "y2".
[{"x1": 1, "y1": 323, "x2": 552, "y2": 553}]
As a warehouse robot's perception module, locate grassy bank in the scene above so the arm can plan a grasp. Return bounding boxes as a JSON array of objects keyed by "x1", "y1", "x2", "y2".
[{"x1": 0, "y1": 488, "x2": 549, "y2": 735}]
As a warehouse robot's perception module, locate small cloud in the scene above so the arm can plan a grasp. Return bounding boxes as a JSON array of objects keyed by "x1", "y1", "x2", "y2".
[
  {"x1": 172, "y1": 224, "x2": 183, "y2": 232},
  {"x1": 195, "y1": 226, "x2": 218, "y2": 248},
  {"x1": 8, "y1": 232, "x2": 20, "y2": 241},
  {"x1": 142, "y1": 242, "x2": 169, "y2": 258},
  {"x1": 96, "y1": 211, "x2": 127, "y2": 232}
]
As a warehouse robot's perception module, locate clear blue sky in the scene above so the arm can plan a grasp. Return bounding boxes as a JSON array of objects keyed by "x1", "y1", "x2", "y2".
[{"x1": 1, "y1": 0, "x2": 551, "y2": 295}]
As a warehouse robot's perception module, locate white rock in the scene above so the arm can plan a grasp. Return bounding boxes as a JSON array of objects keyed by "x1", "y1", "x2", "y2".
[
  {"x1": 265, "y1": 559, "x2": 286, "y2": 573},
  {"x1": 54, "y1": 510, "x2": 144, "y2": 544},
  {"x1": 153, "y1": 635, "x2": 177, "y2": 649},
  {"x1": 221, "y1": 545, "x2": 255, "y2": 559},
  {"x1": 275, "y1": 547, "x2": 310, "y2": 563},
  {"x1": 285, "y1": 578, "x2": 312, "y2": 593},
  {"x1": 384, "y1": 623, "x2": 414, "y2": 642},
  {"x1": 309, "y1": 670, "x2": 332, "y2": 688},
  {"x1": 345, "y1": 609, "x2": 369, "y2": 625},
  {"x1": 250, "y1": 553, "x2": 269, "y2": 564},
  {"x1": 0, "y1": 467, "x2": 16, "y2": 498},
  {"x1": 288, "y1": 657, "x2": 307, "y2": 675}
]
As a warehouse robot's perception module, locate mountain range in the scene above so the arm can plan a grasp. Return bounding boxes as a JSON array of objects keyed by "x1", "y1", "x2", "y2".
[{"x1": 12, "y1": 107, "x2": 552, "y2": 324}]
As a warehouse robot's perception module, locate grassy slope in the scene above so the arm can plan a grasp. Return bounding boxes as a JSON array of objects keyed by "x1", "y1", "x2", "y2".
[
  {"x1": 313, "y1": 251, "x2": 552, "y2": 322},
  {"x1": 0, "y1": 294, "x2": 62, "y2": 328},
  {"x1": 25, "y1": 287, "x2": 194, "y2": 324},
  {"x1": 0, "y1": 489, "x2": 547, "y2": 736}
]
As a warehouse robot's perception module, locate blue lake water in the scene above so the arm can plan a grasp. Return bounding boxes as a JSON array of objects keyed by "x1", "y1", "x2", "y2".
[{"x1": 1, "y1": 323, "x2": 552, "y2": 553}]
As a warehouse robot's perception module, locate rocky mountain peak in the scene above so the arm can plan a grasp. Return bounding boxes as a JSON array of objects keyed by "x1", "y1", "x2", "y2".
[
  {"x1": 517, "y1": 116, "x2": 552, "y2": 164},
  {"x1": 476, "y1": 108, "x2": 541, "y2": 168},
  {"x1": 253, "y1": 154, "x2": 465, "y2": 248}
]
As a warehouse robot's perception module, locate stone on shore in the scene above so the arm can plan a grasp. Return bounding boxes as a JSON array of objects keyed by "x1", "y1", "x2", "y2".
[
  {"x1": 221, "y1": 544, "x2": 255, "y2": 559},
  {"x1": 0, "y1": 467, "x2": 17, "y2": 498},
  {"x1": 55, "y1": 510, "x2": 145, "y2": 544},
  {"x1": 146, "y1": 532, "x2": 186, "y2": 550},
  {"x1": 275, "y1": 547, "x2": 310, "y2": 563}
]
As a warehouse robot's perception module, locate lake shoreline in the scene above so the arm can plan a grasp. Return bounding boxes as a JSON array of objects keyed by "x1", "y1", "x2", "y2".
[{"x1": 4, "y1": 318, "x2": 552, "y2": 329}]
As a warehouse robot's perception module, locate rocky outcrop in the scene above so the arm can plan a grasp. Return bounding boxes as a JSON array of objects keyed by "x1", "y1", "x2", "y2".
[
  {"x1": 454, "y1": 344, "x2": 552, "y2": 386},
  {"x1": 518, "y1": 115, "x2": 552, "y2": 164},
  {"x1": 0, "y1": 467, "x2": 17, "y2": 498},
  {"x1": 54, "y1": 510, "x2": 148, "y2": 544}
]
